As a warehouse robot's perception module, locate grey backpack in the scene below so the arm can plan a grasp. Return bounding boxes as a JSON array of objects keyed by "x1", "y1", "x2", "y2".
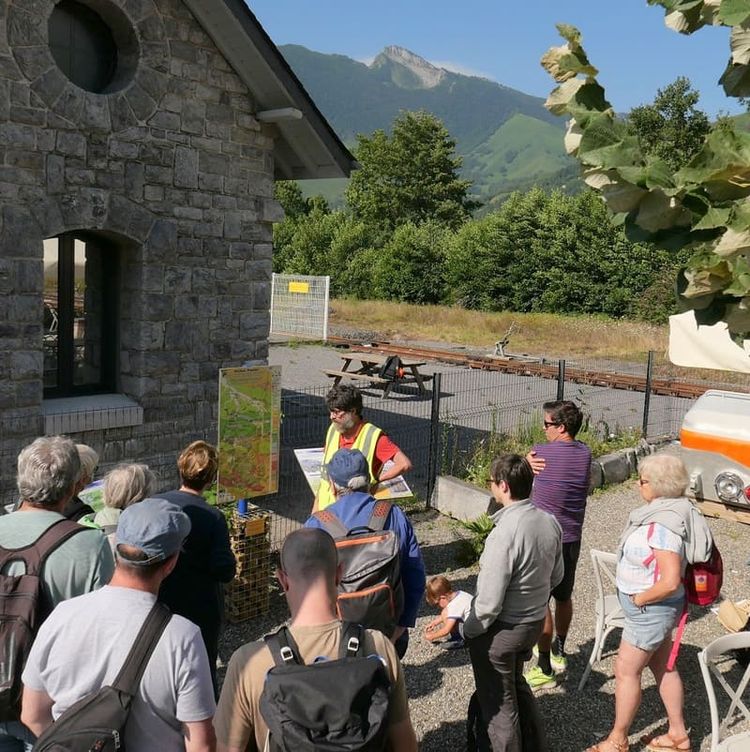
[
  {"x1": 314, "y1": 501, "x2": 404, "y2": 637},
  {"x1": 32, "y1": 602, "x2": 171, "y2": 751}
]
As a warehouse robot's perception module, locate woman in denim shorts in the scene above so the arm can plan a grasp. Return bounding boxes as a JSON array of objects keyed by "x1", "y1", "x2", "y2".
[{"x1": 587, "y1": 455, "x2": 691, "y2": 752}]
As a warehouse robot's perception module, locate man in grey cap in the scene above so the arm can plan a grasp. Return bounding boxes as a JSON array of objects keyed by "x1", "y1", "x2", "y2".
[
  {"x1": 21, "y1": 499, "x2": 217, "y2": 752},
  {"x1": 304, "y1": 448, "x2": 425, "y2": 658}
]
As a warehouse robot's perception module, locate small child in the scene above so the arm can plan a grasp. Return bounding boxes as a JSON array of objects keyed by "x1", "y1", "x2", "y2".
[{"x1": 424, "y1": 575, "x2": 473, "y2": 649}]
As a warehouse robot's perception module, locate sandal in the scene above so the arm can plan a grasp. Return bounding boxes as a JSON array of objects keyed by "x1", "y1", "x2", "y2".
[
  {"x1": 585, "y1": 738, "x2": 629, "y2": 752},
  {"x1": 644, "y1": 734, "x2": 690, "y2": 751}
]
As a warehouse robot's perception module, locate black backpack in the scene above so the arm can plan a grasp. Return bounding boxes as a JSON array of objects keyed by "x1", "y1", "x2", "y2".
[
  {"x1": 377, "y1": 356, "x2": 401, "y2": 381},
  {"x1": 32, "y1": 601, "x2": 171, "y2": 751},
  {"x1": 259, "y1": 622, "x2": 391, "y2": 752},
  {"x1": 0, "y1": 519, "x2": 86, "y2": 721},
  {"x1": 314, "y1": 502, "x2": 404, "y2": 637}
]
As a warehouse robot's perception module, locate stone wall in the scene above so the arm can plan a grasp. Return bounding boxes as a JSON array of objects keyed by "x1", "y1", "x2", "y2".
[{"x1": 0, "y1": 0, "x2": 282, "y2": 502}]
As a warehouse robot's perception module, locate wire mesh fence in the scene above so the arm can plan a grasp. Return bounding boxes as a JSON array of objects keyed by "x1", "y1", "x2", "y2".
[
  {"x1": 270, "y1": 273, "x2": 330, "y2": 340},
  {"x1": 7, "y1": 348, "x2": 747, "y2": 546}
]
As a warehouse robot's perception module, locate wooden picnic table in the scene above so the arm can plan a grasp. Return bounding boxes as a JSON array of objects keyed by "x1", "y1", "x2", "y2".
[{"x1": 323, "y1": 352, "x2": 432, "y2": 398}]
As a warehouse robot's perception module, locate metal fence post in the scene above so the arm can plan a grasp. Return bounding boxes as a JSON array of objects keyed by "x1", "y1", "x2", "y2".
[
  {"x1": 426, "y1": 372, "x2": 442, "y2": 509},
  {"x1": 642, "y1": 351, "x2": 654, "y2": 438},
  {"x1": 556, "y1": 360, "x2": 566, "y2": 401}
]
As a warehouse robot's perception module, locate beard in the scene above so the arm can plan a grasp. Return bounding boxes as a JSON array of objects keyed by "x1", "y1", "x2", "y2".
[{"x1": 333, "y1": 414, "x2": 357, "y2": 433}]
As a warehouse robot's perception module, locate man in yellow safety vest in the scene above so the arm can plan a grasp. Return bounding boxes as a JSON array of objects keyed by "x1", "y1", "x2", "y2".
[{"x1": 314, "y1": 385, "x2": 412, "y2": 512}]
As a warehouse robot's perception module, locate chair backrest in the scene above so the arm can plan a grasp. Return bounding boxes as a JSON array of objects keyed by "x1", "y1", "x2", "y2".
[
  {"x1": 698, "y1": 631, "x2": 750, "y2": 752},
  {"x1": 590, "y1": 549, "x2": 618, "y2": 605}
]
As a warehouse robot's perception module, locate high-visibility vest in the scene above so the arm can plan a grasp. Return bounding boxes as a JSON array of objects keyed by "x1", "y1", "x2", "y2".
[{"x1": 316, "y1": 421, "x2": 382, "y2": 511}]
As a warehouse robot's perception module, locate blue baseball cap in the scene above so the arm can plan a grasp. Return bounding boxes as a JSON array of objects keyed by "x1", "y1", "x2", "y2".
[
  {"x1": 326, "y1": 448, "x2": 369, "y2": 488},
  {"x1": 115, "y1": 498, "x2": 191, "y2": 565}
]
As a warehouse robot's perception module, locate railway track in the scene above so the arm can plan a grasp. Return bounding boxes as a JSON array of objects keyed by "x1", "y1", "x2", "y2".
[{"x1": 327, "y1": 336, "x2": 729, "y2": 400}]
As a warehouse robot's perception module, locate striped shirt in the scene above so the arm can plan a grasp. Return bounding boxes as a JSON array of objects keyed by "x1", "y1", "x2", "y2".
[{"x1": 530, "y1": 440, "x2": 592, "y2": 543}]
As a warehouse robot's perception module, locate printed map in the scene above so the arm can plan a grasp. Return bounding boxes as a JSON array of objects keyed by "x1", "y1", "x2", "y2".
[{"x1": 218, "y1": 366, "x2": 281, "y2": 499}]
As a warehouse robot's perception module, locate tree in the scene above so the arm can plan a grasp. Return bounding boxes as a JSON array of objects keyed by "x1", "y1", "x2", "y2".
[
  {"x1": 371, "y1": 222, "x2": 449, "y2": 304},
  {"x1": 274, "y1": 181, "x2": 309, "y2": 220},
  {"x1": 541, "y1": 7, "x2": 750, "y2": 340},
  {"x1": 345, "y1": 111, "x2": 479, "y2": 232},
  {"x1": 627, "y1": 77, "x2": 710, "y2": 171}
]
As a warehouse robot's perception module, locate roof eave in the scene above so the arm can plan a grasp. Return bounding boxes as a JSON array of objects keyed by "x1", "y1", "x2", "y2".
[{"x1": 182, "y1": 0, "x2": 354, "y2": 180}]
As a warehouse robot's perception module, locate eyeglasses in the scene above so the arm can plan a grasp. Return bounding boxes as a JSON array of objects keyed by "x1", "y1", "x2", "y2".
[
  {"x1": 329, "y1": 408, "x2": 349, "y2": 417},
  {"x1": 638, "y1": 478, "x2": 650, "y2": 486},
  {"x1": 543, "y1": 420, "x2": 559, "y2": 428}
]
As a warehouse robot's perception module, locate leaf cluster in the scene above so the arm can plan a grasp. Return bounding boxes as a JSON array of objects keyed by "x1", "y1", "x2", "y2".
[{"x1": 541, "y1": 10, "x2": 750, "y2": 339}]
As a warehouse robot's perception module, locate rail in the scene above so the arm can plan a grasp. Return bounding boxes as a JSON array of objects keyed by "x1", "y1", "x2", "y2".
[{"x1": 327, "y1": 337, "x2": 731, "y2": 400}]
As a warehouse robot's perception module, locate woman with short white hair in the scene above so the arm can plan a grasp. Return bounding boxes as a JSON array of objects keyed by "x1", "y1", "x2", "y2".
[
  {"x1": 587, "y1": 454, "x2": 711, "y2": 752},
  {"x1": 93, "y1": 463, "x2": 155, "y2": 550}
]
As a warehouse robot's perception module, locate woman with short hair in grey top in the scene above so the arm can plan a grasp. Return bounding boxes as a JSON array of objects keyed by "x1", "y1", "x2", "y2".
[{"x1": 463, "y1": 454, "x2": 563, "y2": 752}]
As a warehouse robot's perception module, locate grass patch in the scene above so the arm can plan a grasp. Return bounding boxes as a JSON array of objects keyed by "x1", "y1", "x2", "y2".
[
  {"x1": 330, "y1": 298, "x2": 666, "y2": 360},
  {"x1": 452, "y1": 413, "x2": 641, "y2": 488}
]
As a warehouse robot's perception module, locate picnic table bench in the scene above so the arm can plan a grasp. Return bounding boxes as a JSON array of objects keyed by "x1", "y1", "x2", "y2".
[{"x1": 323, "y1": 352, "x2": 433, "y2": 399}]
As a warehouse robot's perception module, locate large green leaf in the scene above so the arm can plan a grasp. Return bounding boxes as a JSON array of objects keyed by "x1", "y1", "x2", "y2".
[
  {"x1": 545, "y1": 79, "x2": 585, "y2": 115},
  {"x1": 730, "y1": 23, "x2": 750, "y2": 65},
  {"x1": 719, "y1": 0, "x2": 750, "y2": 28}
]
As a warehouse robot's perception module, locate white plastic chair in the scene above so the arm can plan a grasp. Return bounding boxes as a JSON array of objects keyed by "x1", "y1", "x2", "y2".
[
  {"x1": 698, "y1": 631, "x2": 750, "y2": 751},
  {"x1": 577, "y1": 549, "x2": 626, "y2": 690}
]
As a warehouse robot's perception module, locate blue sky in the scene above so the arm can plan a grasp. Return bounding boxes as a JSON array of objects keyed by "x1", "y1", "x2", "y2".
[{"x1": 248, "y1": 0, "x2": 741, "y2": 118}]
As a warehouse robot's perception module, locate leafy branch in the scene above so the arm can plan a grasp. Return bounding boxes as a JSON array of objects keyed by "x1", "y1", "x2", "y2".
[{"x1": 540, "y1": 2, "x2": 750, "y2": 340}]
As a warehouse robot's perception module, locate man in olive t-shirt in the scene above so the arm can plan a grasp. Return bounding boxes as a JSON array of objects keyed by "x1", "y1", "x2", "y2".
[{"x1": 214, "y1": 528, "x2": 416, "y2": 752}]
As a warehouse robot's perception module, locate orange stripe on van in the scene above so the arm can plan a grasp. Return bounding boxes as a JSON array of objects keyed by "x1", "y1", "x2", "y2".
[{"x1": 680, "y1": 428, "x2": 750, "y2": 468}]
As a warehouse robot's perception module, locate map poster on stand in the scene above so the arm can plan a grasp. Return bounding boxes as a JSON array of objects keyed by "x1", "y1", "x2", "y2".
[
  {"x1": 218, "y1": 366, "x2": 281, "y2": 499},
  {"x1": 293, "y1": 447, "x2": 412, "y2": 501}
]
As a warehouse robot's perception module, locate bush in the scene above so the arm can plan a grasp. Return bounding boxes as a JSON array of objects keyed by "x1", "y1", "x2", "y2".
[{"x1": 371, "y1": 222, "x2": 450, "y2": 304}]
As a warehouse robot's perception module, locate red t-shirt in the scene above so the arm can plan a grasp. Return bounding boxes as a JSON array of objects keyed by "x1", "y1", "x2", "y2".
[{"x1": 337, "y1": 422, "x2": 400, "y2": 479}]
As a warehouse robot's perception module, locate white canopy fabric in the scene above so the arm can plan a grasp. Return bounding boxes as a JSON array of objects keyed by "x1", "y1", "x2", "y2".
[{"x1": 669, "y1": 311, "x2": 750, "y2": 373}]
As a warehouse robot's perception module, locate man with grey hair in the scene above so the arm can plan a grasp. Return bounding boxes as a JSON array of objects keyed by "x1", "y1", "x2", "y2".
[
  {"x1": 0, "y1": 436, "x2": 114, "y2": 751},
  {"x1": 304, "y1": 448, "x2": 425, "y2": 658},
  {"x1": 21, "y1": 498, "x2": 216, "y2": 752}
]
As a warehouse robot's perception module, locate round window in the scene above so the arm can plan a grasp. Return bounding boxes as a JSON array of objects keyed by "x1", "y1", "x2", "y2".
[{"x1": 48, "y1": 0, "x2": 118, "y2": 93}]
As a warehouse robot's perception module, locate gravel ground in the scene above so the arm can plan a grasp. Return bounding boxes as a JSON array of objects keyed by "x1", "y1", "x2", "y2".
[{"x1": 219, "y1": 478, "x2": 750, "y2": 752}]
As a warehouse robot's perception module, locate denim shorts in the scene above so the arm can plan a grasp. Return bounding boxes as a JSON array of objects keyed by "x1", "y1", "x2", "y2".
[{"x1": 618, "y1": 590, "x2": 684, "y2": 652}]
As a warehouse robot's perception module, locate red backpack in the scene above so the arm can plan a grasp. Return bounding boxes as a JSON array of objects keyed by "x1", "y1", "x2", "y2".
[
  {"x1": 645, "y1": 522, "x2": 722, "y2": 670},
  {"x1": 684, "y1": 543, "x2": 723, "y2": 607}
]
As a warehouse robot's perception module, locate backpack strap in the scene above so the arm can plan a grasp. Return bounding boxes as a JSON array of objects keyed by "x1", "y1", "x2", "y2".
[
  {"x1": 313, "y1": 509, "x2": 349, "y2": 539},
  {"x1": 338, "y1": 622, "x2": 365, "y2": 659},
  {"x1": 0, "y1": 519, "x2": 86, "y2": 576},
  {"x1": 111, "y1": 602, "x2": 172, "y2": 695},
  {"x1": 264, "y1": 626, "x2": 304, "y2": 667},
  {"x1": 367, "y1": 501, "x2": 392, "y2": 533}
]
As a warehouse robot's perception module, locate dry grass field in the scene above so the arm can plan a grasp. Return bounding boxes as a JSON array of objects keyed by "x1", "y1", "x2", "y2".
[{"x1": 330, "y1": 299, "x2": 668, "y2": 360}]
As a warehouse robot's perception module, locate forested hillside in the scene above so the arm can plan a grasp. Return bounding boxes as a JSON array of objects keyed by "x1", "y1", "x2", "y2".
[{"x1": 280, "y1": 44, "x2": 579, "y2": 202}]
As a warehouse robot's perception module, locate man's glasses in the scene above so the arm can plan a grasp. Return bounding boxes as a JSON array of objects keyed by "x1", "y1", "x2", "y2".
[{"x1": 543, "y1": 420, "x2": 559, "y2": 428}]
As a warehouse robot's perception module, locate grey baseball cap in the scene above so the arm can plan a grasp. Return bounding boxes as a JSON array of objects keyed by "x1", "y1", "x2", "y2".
[
  {"x1": 326, "y1": 448, "x2": 369, "y2": 487},
  {"x1": 115, "y1": 498, "x2": 191, "y2": 565}
]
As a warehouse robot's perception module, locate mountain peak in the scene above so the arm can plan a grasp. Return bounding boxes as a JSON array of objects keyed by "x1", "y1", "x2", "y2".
[{"x1": 372, "y1": 45, "x2": 446, "y2": 89}]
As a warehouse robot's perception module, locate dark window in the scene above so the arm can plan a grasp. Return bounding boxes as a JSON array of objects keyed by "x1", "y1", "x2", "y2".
[
  {"x1": 48, "y1": 0, "x2": 118, "y2": 94},
  {"x1": 44, "y1": 233, "x2": 119, "y2": 397}
]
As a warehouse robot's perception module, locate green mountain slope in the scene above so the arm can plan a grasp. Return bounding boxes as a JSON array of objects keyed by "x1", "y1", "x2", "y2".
[
  {"x1": 465, "y1": 114, "x2": 577, "y2": 197},
  {"x1": 281, "y1": 44, "x2": 578, "y2": 203}
]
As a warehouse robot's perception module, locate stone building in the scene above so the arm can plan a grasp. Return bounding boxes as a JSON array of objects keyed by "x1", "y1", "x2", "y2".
[{"x1": 0, "y1": 0, "x2": 353, "y2": 503}]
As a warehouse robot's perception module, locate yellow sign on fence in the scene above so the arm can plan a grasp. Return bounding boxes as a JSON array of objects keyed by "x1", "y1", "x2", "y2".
[{"x1": 288, "y1": 281, "x2": 309, "y2": 294}]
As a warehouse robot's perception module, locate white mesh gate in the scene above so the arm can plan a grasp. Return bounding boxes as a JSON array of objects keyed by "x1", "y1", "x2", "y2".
[{"x1": 270, "y1": 274, "x2": 330, "y2": 340}]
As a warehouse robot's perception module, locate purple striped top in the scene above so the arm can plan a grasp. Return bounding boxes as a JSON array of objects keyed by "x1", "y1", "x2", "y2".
[{"x1": 530, "y1": 440, "x2": 592, "y2": 543}]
